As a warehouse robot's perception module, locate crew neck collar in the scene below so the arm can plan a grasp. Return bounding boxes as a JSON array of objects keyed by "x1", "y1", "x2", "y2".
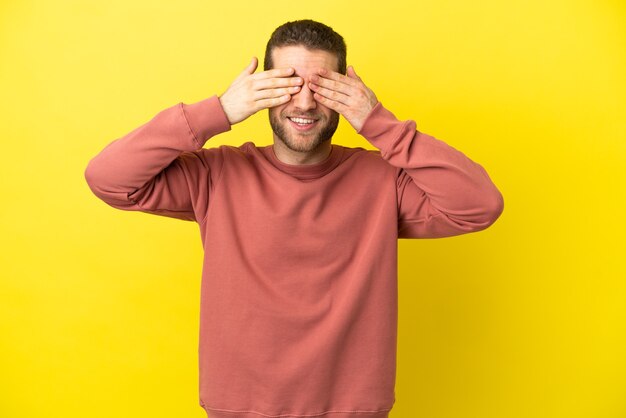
[{"x1": 260, "y1": 144, "x2": 344, "y2": 180}]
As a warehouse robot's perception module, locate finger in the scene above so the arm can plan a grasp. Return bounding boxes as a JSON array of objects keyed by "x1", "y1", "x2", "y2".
[
  {"x1": 253, "y1": 85, "x2": 301, "y2": 101},
  {"x1": 347, "y1": 65, "x2": 361, "y2": 80},
  {"x1": 251, "y1": 67, "x2": 295, "y2": 81},
  {"x1": 254, "y1": 76, "x2": 303, "y2": 91},
  {"x1": 309, "y1": 82, "x2": 351, "y2": 106},
  {"x1": 309, "y1": 75, "x2": 353, "y2": 97},
  {"x1": 247, "y1": 56, "x2": 258, "y2": 72},
  {"x1": 235, "y1": 57, "x2": 258, "y2": 81},
  {"x1": 255, "y1": 94, "x2": 292, "y2": 110},
  {"x1": 312, "y1": 91, "x2": 347, "y2": 114},
  {"x1": 309, "y1": 78, "x2": 352, "y2": 103},
  {"x1": 316, "y1": 67, "x2": 359, "y2": 87}
]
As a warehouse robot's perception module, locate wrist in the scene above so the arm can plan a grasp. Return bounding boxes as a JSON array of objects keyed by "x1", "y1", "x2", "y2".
[
  {"x1": 217, "y1": 95, "x2": 234, "y2": 125},
  {"x1": 182, "y1": 95, "x2": 232, "y2": 145}
]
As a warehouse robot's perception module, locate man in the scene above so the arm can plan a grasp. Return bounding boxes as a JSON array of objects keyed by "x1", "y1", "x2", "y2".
[{"x1": 85, "y1": 19, "x2": 503, "y2": 418}]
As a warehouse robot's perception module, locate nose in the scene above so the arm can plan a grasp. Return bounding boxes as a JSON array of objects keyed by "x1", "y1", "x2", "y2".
[{"x1": 291, "y1": 81, "x2": 317, "y2": 111}]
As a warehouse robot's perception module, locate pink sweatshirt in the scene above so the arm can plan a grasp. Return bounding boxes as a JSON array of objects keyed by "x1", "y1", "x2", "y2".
[{"x1": 84, "y1": 95, "x2": 503, "y2": 418}]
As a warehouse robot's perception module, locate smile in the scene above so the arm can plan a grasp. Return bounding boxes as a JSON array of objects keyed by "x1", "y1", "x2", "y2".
[
  {"x1": 288, "y1": 117, "x2": 317, "y2": 124},
  {"x1": 288, "y1": 117, "x2": 319, "y2": 131}
]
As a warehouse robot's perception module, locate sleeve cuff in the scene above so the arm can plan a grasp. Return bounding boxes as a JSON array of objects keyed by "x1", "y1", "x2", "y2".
[
  {"x1": 181, "y1": 95, "x2": 232, "y2": 148},
  {"x1": 356, "y1": 101, "x2": 416, "y2": 156}
]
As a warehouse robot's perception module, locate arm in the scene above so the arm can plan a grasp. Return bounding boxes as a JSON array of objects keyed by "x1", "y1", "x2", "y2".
[
  {"x1": 84, "y1": 56, "x2": 303, "y2": 223},
  {"x1": 308, "y1": 65, "x2": 504, "y2": 238},
  {"x1": 358, "y1": 102, "x2": 504, "y2": 238},
  {"x1": 84, "y1": 95, "x2": 231, "y2": 222}
]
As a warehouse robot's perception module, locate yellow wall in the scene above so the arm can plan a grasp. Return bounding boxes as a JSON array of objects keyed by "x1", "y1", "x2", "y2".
[{"x1": 1, "y1": 0, "x2": 625, "y2": 417}]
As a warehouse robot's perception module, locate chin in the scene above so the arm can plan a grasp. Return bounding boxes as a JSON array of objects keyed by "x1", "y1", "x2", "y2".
[
  {"x1": 282, "y1": 136, "x2": 326, "y2": 153},
  {"x1": 269, "y1": 109, "x2": 339, "y2": 154}
]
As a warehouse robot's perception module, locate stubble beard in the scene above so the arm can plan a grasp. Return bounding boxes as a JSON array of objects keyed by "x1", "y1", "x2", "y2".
[{"x1": 269, "y1": 109, "x2": 340, "y2": 153}]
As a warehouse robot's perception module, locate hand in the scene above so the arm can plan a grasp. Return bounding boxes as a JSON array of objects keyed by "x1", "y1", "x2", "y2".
[
  {"x1": 218, "y1": 57, "x2": 304, "y2": 125},
  {"x1": 308, "y1": 65, "x2": 379, "y2": 132}
]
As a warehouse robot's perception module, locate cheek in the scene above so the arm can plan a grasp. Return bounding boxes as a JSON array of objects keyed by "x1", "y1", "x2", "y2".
[
  {"x1": 269, "y1": 105, "x2": 285, "y2": 118},
  {"x1": 321, "y1": 106, "x2": 337, "y2": 119}
]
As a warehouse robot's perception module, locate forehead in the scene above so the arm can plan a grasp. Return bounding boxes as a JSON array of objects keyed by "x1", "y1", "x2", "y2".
[{"x1": 271, "y1": 45, "x2": 339, "y2": 76}]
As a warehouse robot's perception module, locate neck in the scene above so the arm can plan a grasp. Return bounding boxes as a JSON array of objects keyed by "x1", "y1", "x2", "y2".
[{"x1": 272, "y1": 139, "x2": 332, "y2": 165}]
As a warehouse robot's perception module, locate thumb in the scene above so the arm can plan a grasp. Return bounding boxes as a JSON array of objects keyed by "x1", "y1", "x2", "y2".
[
  {"x1": 237, "y1": 56, "x2": 258, "y2": 79},
  {"x1": 347, "y1": 65, "x2": 360, "y2": 80},
  {"x1": 247, "y1": 56, "x2": 258, "y2": 72}
]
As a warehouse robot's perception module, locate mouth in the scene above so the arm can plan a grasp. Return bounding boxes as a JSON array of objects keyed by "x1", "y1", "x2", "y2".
[{"x1": 287, "y1": 116, "x2": 319, "y2": 131}]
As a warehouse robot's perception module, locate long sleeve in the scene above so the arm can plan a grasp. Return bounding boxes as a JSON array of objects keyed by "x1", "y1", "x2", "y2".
[
  {"x1": 84, "y1": 95, "x2": 231, "y2": 223},
  {"x1": 357, "y1": 102, "x2": 504, "y2": 239}
]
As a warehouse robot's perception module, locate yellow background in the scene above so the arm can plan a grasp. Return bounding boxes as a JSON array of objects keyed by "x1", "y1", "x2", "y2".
[{"x1": 1, "y1": 0, "x2": 625, "y2": 417}]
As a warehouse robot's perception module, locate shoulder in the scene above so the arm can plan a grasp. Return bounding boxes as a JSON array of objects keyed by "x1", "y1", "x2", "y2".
[
  {"x1": 338, "y1": 144, "x2": 386, "y2": 166},
  {"x1": 194, "y1": 141, "x2": 254, "y2": 159},
  {"x1": 337, "y1": 144, "x2": 402, "y2": 179},
  {"x1": 183, "y1": 142, "x2": 252, "y2": 176},
  {"x1": 195, "y1": 141, "x2": 266, "y2": 170}
]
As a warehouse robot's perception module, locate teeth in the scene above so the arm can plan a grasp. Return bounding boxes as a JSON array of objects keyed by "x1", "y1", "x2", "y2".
[{"x1": 289, "y1": 117, "x2": 315, "y2": 124}]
